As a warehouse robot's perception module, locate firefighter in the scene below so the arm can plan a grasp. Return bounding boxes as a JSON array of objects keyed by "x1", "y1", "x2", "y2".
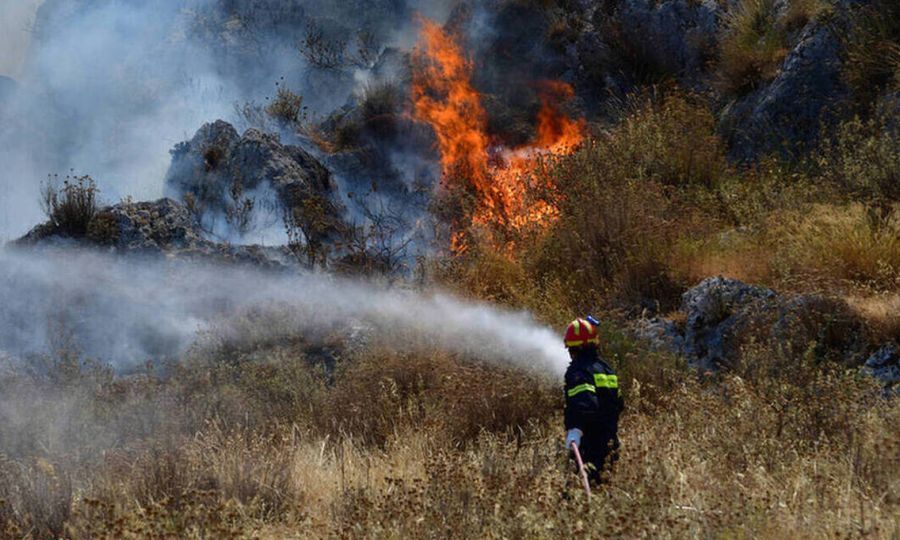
[{"x1": 563, "y1": 316, "x2": 623, "y2": 484}]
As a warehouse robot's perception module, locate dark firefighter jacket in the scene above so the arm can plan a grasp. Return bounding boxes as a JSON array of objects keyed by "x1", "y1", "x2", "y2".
[{"x1": 564, "y1": 351, "x2": 624, "y2": 439}]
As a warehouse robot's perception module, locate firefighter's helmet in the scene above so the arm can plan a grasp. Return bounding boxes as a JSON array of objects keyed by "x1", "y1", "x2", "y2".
[{"x1": 564, "y1": 318, "x2": 600, "y2": 348}]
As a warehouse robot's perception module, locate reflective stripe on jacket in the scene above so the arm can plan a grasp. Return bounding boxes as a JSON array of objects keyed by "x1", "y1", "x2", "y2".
[{"x1": 564, "y1": 353, "x2": 624, "y2": 433}]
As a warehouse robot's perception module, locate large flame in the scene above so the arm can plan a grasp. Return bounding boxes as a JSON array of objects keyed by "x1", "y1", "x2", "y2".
[{"x1": 411, "y1": 19, "x2": 585, "y2": 253}]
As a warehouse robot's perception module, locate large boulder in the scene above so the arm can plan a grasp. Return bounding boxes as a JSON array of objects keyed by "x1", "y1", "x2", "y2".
[
  {"x1": 719, "y1": 23, "x2": 847, "y2": 159},
  {"x1": 633, "y1": 316, "x2": 686, "y2": 355},
  {"x1": 681, "y1": 277, "x2": 777, "y2": 369},
  {"x1": 164, "y1": 120, "x2": 346, "y2": 244},
  {"x1": 635, "y1": 277, "x2": 870, "y2": 371}
]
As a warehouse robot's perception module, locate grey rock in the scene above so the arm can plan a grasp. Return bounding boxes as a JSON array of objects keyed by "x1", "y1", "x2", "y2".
[
  {"x1": 681, "y1": 277, "x2": 776, "y2": 369},
  {"x1": 617, "y1": 0, "x2": 721, "y2": 81},
  {"x1": 633, "y1": 317, "x2": 685, "y2": 355},
  {"x1": 771, "y1": 294, "x2": 868, "y2": 363},
  {"x1": 635, "y1": 276, "x2": 872, "y2": 372},
  {"x1": 16, "y1": 198, "x2": 297, "y2": 269},
  {"x1": 861, "y1": 344, "x2": 900, "y2": 386},
  {"x1": 720, "y1": 23, "x2": 847, "y2": 159},
  {"x1": 575, "y1": 0, "x2": 721, "y2": 94},
  {"x1": 164, "y1": 120, "x2": 345, "y2": 242}
]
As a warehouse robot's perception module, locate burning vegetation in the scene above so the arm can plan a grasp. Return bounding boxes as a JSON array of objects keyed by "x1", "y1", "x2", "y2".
[
  {"x1": 2, "y1": 0, "x2": 900, "y2": 538},
  {"x1": 411, "y1": 19, "x2": 585, "y2": 254}
]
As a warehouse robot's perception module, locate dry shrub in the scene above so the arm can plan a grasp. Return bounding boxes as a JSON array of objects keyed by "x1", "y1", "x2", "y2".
[
  {"x1": 528, "y1": 93, "x2": 736, "y2": 311},
  {"x1": 85, "y1": 210, "x2": 120, "y2": 245},
  {"x1": 193, "y1": 426, "x2": 295, "y2": 519},
  {"x1": 527, "y1": 140, "x2": 683, "y2": 312},
  {"x1": 0, "y1": 331, "x2": 897, "y2": 537},
  {"x1": 359, "y1": 80, "x2": 402, "y2": 138},
  {"x1": 841, "y1": 0, "x2": 900, "y2": 107},
  {"x1": 816, "y1": 111, "x2": 900, "y2": 202},
  {"x1": 312, "y1": 364, "x2": 896, "y2": 539},
  {"x1": 846, "y1": 293, "x2": 900, "y2": 344},
  {"x1": 772, "y1": 203, "x2": 900, "y2": 290},
  {"x1": 717, "y1": 0, "x2": 789, "y2": 95},
  {"x1": 433, "y1": 92, "x2": 740, "y2": 314},
  {"x1": 316, "y1": 342, "x2": 558, "y2": 448},
  {"x1": 781, "y1": 0, "x2": 832, "y2": 33},
  {"x1": 266, "y1": 83, "x2": 305, "y2": 125},
  {"x1": 607, "y1": 93, "x2": 731, "y2": 190},
  {"x1": 431, "y1": 238, "x2": 532, "y2": 306},
  {"x1": 0, "y1": 458, "x2": 72, "y2": 539},
  {"x1": 40, "y1": 175, "x2": 100, "y2": 238}
]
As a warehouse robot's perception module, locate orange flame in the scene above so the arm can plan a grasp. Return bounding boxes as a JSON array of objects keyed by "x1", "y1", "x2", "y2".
[{"x1": 411, "y1": 19, "x2": 585, "y2": 253}]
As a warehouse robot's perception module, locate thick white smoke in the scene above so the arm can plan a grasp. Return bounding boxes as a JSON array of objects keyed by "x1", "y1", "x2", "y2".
[
  {"x1": 0, "y1": 247, "x2": 569, "y2": 377},
  {"x1": 0, "y1": 0, "x2": 455, "y2": 241}
]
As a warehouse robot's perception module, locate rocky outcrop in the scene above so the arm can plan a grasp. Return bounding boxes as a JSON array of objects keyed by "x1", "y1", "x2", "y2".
[
  {"x1": 680, "y1": 277, "x2": 777, "y2": 369},
  {"x1": 633, "y1": 316, "x2": 685, "y2": 355},
  {"x1": 719, "y1": 23, "x2": 847, "y2": 159},
  {"x1": 613, "y1": 0, "x2": 721, "y2": 83},
  {"x1": 634, "y1": 277, "x2": 871, "y2": 373},
  {"x1": 569, "y1": 0, "x2": 721, "y2": 99},
  {"x1": 164, "y1": 120, "x2": 346, "y2": 242},
  {"x1": 16, "y1": 198, "x2": 296, "y2": 268}
]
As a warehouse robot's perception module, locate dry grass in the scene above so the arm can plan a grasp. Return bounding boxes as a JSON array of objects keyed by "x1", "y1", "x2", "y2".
[
  {"x1": 771, "y1": 203, "x2": 900, "y2": 291},
  {"x1": 266, "y1": 83, "x2": 306, "y2": 126},
  {"x1": 847, "y1": 293, "x2": 900, "y2": 344},
  {"x1": 1, "y1": 332, "x2": 896, "y2": 538},
  {"x1": 781, "y1": 0, "x2": 832, "y2": 33},
  {"x1": 841, "y1": 0, "x2": 900, "y2": 108},
  {"x1": 815, "y1": 111, "x2": 900, "y2": 202},
  {"x1": 717, "y1": 0, "x2": 789, "y2": 95}
]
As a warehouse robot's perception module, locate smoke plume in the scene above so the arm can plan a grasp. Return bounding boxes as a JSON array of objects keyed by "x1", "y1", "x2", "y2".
[
  {"x1": 0, "y1": 0, "x2": 454, "y2": 241},
  {"x1": 0, "y1": 247, "x2": 569, "y2": 377}
]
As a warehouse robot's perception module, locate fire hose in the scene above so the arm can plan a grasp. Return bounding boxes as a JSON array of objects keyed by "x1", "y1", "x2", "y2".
[{"x1": 570, "y1": 442, "x2": 592, "y2": 500}]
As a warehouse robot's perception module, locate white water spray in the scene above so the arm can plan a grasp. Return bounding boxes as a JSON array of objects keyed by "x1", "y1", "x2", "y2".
[{"x1": 0, "y1": 248, "x2": 569, "y2": 377}]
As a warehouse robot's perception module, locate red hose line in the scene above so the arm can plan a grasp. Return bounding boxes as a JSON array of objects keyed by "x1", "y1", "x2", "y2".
[{"x1": 570, "y1": 442, "x2": 592, "y2": 500}]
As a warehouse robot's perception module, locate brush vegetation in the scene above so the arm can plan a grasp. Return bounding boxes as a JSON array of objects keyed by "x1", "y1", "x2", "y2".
[
  {"x1": 7, "y1": 2, "x2": 900, "y2": 536},
  {"x1": 8, "y1": 82, "x2": 899, "y2": 537},
  {"x1": 5, "y1": 86, "x2": 898, "y2": 538},
  {"x1": 0, "y1": 322, "x2": 896, "y2": 539}
]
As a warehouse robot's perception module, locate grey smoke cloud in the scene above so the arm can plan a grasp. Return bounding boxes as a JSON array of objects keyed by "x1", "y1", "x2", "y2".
[
  {"x1": 0, "y1": 0, "x2": 455, "y2": 241},
  {"x1": 0, "y1": 0, "x2": 43, "y2": 78},
  {"x1": 0, "y1": 247, "x2": 569, "y2": 376}
]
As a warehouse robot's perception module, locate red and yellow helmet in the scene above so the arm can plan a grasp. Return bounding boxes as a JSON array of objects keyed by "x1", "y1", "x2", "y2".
[{"x1": 564, "y1": 318, "x2": 600, "y2": 348}]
